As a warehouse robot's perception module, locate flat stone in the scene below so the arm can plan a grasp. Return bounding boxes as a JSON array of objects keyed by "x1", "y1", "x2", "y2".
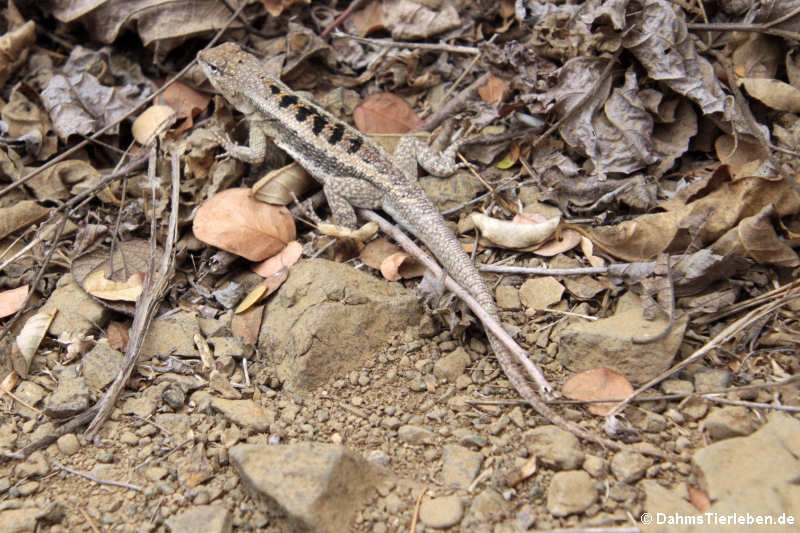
[
  {"x1": 546, "y1": 470, "x2": 596, "y2": 517},
  {"x1": 13, "y1": 381, "x2": 46, "y2": 418},
  {"x1": 556, "y1": 292, "x2": 687, "y2": 383},
  {"x1": 141, "y1": 312, "x2": 201, "y2": 359},
  {"x1": 208, "y1": 335, "x2": 254, "y2": 359},
  {"x1": 81, "y1": 343, "x2": 123, "y2": 390},
  {"x1": 523, "y1": 425, "x2": 584, "y2": 470},
  {"x1": 702, "y1": 406, "x2": 758, "y2": 441},
  {"x1": 40, "y1": 274, "x2": 109, "y2": 336},
  {"x1": 211, "y1": 398, "x2": 275, "y2": 432},
  {"x1": 582, "y1": 454, "x2": 606, "y2": 478},
  {"x1": 465, "y1": 488, "x2": 507, "y2": 526},
  {"x1": 419, "y1": 495, "x2": 464, "y2": 529},
  {"x1": 628, "y1": 407, "x2": 667, "y2": 433},
  {"x1": 640, "y1": 480, "x2": 699, "y2": 533},
  {"x1": 661, "y1": 378, "x2": 693, "y2": 395},
  {"x1": 165, "y1": 504, "x2": 231, "y2": 533},
  {"x1": 433, "y1": 347, "x2": 470, "y2": 382},
  {"x1": 397, "y1": 425, "x2": 436, "y2": 445},
  {"x1": 259, "y1": 259, "x2": 421, "y2": 391},
  {"x1": 441, "y1": 444, "x2": 483, "y2": 490},
  {"x1": 44, "y1": 375, "x2": 89, "y2": 418},
  {"x1": 610, "y1": 451, "x2": 652, "y2": 483},
  {"x1": 495, "y1": 285, "x2": 521, "y2": 310},
  {"x1": 519, "y1": 277, "x2": 564, "y2": 310},
  {"x1": 693, "y1": 369, "x2": 730, "y2": 392},
  {"x1": 230, "y1": 443, "x2": 378, "y2": 533}
]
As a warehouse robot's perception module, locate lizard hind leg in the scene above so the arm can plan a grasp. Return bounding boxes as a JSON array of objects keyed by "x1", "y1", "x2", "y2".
[{"x1": 321, "y1": 177, "x2": 382, "y2": 229}]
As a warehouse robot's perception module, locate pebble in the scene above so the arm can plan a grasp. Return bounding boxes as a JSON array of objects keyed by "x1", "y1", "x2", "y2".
[
  {"x1": 610, "y1": 451, "x2": 652, "y2": 483},
  {"x1": 419, "y1": 495, "x2": 464, "y2": 529},
  {"x1": 397, "y1": 425, "x2": 436, "y2": 444},
  {"x1": 546, "y1": 471, "x2": 597, "y2": 517},
  {"x1": 442, "y1": 444, "x2": 483, "y2": 489},
  {"x1": 57, "y1": 433, "x2": 80, "y2": 456}
]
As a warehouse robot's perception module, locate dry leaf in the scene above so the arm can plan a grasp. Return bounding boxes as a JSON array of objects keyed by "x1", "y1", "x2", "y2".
[
  {"x1": 478, "y1": 74, "x2": 509, "y2": 104},
  {"x1": 251, "y1": 162, "x2": 316, "y2": 206},
  {"x1": 193, "y1": 188, "x2": 296, "y2": 261},
  {"x1": 688, "y1": 486, "x2": 711, "y2": 512},
  {"x1": 231, "y1": 305, "x2": 264, "y2": 345},
  {"x1": 106, "y1": 321, "x2": 129, "y2": 352},
  {"x1": 235, "y1": 270, "x2": 290, "y2": 313},
  {"x1": 533, "y1": 229, "x2": 581, "y2": 257},
  {"x1": 714, "y1": 134, "x2": 768, "y2": 180},
  {"x1": 380, "y1": 252, "x2": 426, "y2": 280},
  {"x1": 0, "y1": 200, "x2": 49, "y2": 240},
  {"x1": 156, "y1": 80, "x2": 210, "y2": 133},
  {"x1": 580, "y1": 237, "x2": 605, "y2": 267},
  {"x1": 353, "y1": 93, "x2": 421, "y2": 133},
  {"x1": 562, "y1": 368, "x2": 634, "y2": 416},
  {"x1": 84, "y1": 269, "x2": 145, "y2": 302},
  {"x1": 506, "y1": 455, "x2": 537, "y2": 487},
  {"x1": 472, "y1": 213, "x2": 560, "y2": 249},
  {"x1": 360, "y1": 238, "x2": 402, "y2": 270},
  {"x1": 350, "y1": 1, "x2": 385, "y2": 35},
  {"x1": 0, "y1": 21, "x2": 35, "y2": 87},
  {"x1": 13, "y1": 309, "x2": 57, "y2": 377},
  {"x1": 0, "y1": 285, "x2": 28, "y2": 319},
  {"x1": 132, "y1": 105, "x2": 176, "y2": 145},
  {"x1": 258, "y1": 0, "x2": 310, "y2": 17},
  {"x1": 495, "y1": 141, "x2": 519, "y2": 169},
  {"x1": 740, "y1": 77, "x2": 800, "y2": 112},
  {"x1": 252, "y1": 240, "x2": 303, "y2": 277}
]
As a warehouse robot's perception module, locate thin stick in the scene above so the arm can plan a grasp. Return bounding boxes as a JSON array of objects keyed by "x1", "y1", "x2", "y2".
[
  {"x1": 408, "y1": 486, "x2": 427, "y2": 533},
  {"x1": 54, "y1": 462, "x2": 143, "y2": 492},
  {"x1": 320, "y1": 0, "x2": 368, "y2": 37},
  {"x1": 334, "y1": 32, "x2": 479, "y2": 55}
]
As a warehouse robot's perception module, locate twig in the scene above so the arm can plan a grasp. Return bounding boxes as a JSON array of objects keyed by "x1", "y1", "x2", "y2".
[
  {"x1": 54, "y1": 462, "x2": 143, "y2": 492},
  {"x1": 408, "y1": 486, "x2": 427, "y2": 533},
  {"x1": 708, "y1": 397, "x2": 800, "y2": 413},
  {"x1": 687, "y1": 22, "x2": 800, "y2": 42},
  {"x1": 333, "y1": 32, "x2": 480, "y2": 55},
  {"x1": 78, "y1": 506, "x2": 103, "y2": 533},
  {"x1": 320, "y1": 0, "x2": 368, "y2": 37}
]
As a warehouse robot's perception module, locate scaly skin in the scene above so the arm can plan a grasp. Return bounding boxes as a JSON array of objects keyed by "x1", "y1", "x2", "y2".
[{"x1": 197, "y1": 42, "x2": 678, "y2": 461}]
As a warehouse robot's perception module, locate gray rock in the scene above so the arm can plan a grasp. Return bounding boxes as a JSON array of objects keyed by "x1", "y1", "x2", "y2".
[
  {"x1": 640, "y1": 480, "x2": 700, "y2": 532},
  {"x1": 702, "y1": 406, "x2": 758, "y2": 441},
  {"x1": 230, "y1": 443, "x2": 378, "y2": 533},
  {"x1": 420, "y1": 170, "x2": 485, "y2": 211},
  {"x1": 610, "y1": 451, "x2": 653, "y2": 483},
  {"x1": 14, "y1": 451, "x2": 49, "y2": 478},
  {"x1": 208, "y1": 335, "x2": 253, "y2": 359},
  {"x1": 660, "y1": 378, "x2": 693, "y2": 395},
  {"x1": 582, "y1": 454, "x2": 606, "y2": 478},
  {"x1": 433, "y1": 347, "x2": 470, "y2": 381},
  {"x1": 452, "y1": 428, "x2": 488, "y2": 449},
  {"x1": 546, "y1": 470, "x2": 596, "y2": 517},
  {"x1": 210, "y1": 398, "x2": 275, "y2": 432},
  {"x1": 13, "y1": 381, "x2": 46, "y2": 418},
  {"x1": 628, "y1": 407, "x2": 668, "y2": 433},
  {"x1": 56, "y1": 433, "x2": 80, "y2": 456},
  {"x1": 259, "y1": 259, "x2": 421, "y2": 391},
  {"x1": 419, "y1": 495, "x2": 464, "y2": 529},
  {"x1": 0, "y1": 507, "x2": 50, "y2": 533},
  {"x1": 519, "y1": 277, "x2": 564, "y2": 310},
  {"x1": 81, "y1": 343, "x2": 123, "y2": 390},
  {"x1": 141, "y1": 312, "x2": 201, "y2": 359},
  {"x1": 397, "y1": 425, "x2": 436, "y2": 445},
  {"x1": 44, "y1": 375, "x2": 89, "y2": 418},
  {"x1": 441, "y1": 444, "x2": 483, "y2": 489},
  {"x1": 556, "y1": 292, "x2": 687, "y2": 383},
  {"x1": 41, "y1": 274, "x2": 109, "y2": 336},
  {"x1": 465, "y1": 488, "x2": 508, "y2": 525},
  {"x1": 495, "y1": 285, "x2": 521, "y2": 310},
  {"x1": 693, "y1": 369, "x2": 730, "y2": 392},
  {"x1": 165, "y1": 505, "x2": 231, "y2": 533},
  {"x1": 681, "y1": 396, "x2": 708, "y2": 421},
  {"x1": 524, "y1": 425, "x2": 584, "y2": 470}
]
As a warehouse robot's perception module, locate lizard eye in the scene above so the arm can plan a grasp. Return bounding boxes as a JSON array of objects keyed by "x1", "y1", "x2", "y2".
[{"x1": 205, "y1": 63, "x2": 220, "y2": 75}]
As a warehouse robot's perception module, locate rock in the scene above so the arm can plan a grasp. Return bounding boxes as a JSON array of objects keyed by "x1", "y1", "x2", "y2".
[
  {"x1": 495, "y1": 285, "x2": 521, "y2": 310},
  {"x1": 14, "y1": 451, "x2": 49, "y2": 478},
  {"x1": 519, "y1": 277, "x2": 564, "y2": 310},
  {"x1": 433, "y1": 347, "x2": 470, "y2": 381},
  {"x1": 141, "y1": 312, "x2": 201, "y2": 359},
  {"x1": 681, "y1": 396, "x2": 708, "y2": 421},
  {"x1": 165, "y1": 505, "x2": 231, "y2": 533},
  {"x1": 208, "y1": 335, "x2": 253, "y2": 359},
  {"x1": 546, "y1": 470, "x2": 596, "y2": 517},
  {"x1": 452, "y1": 428, "x2": 488, "y2": 449},
  {"x1": 610, "y1": 451, "x2": 653, "y2": 483},
  {"x1": 420, "y1": 170, "x2": 484, "y2": 211},
  {"x1": 56, "y1": 434, "x2": 80, "y2": 456},
  {"x1": 582, "y1": 454, "x2": 606, "y2": 478},
  {"x1": 693, "y1": 369, "x2": 730, "y2": 392},
  {"x1": 441, "y1": 444, "x2": 483, "y2": 489},
  {"x1": 397, "y1": 425, "x2": 436, "y2": 445},
  {"x1": 627, "y1": 407, "x2": 667, "y2": 433},
  {"x1": 13, "y1": 381, "x2": 46, "y2": 418},
  {"x1": 465, "y1": 489, "x2": 508, "y2": 526},
  {"x1": 0, "y1": 507, "x2": 48, "y2": 533},
  {"x1": 640, "y1": 480, "x2": 700, "y2": 532},
  {"x1": 419, "y1": 495, "x2": 464, "y2": 529},
  {"x1": 81, "y1": 343, "x2": 123, "y2": 390},
  {"x1": 523, "y1": 425, "x2": 584, "y2": 470},
  {"x1": 660, "y1": 379, "x2": 693, "y2": 395},
  {"x1": 556, "y1": 292, "x2": 687, "y2": 383},
  {"x1": 43, "y1": 375, "x2": 89, "y2": 418},
  {"x1": 258, "y1": 259, "x2": 421, "y2": 391},
  {"x1": 230, "y1": 443, "x2": 378, "y2": 533},
  {"x1": 210, "y1": 398, "x2": 275, "y2": 432},
  {"x1": 701, "y1": 406, "x2": 758, "y2": 441},
  {"x1": 40, "y1": 274, "x2": 109, "y2": 336}
]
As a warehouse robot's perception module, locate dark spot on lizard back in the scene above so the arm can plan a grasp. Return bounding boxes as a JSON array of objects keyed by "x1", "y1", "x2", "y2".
[
  {"x1": 295, "y1": 106, "x2": 313, "y2": 122},
  {"x1": 312, "y1": 115, "x2": 327, "y2": 135},
  {"x1": 279, "y1": 94, "x2": 298, "y2": 108},
  {"x1": 269, "y1": 84, "x2": 280, "y2": 95},
  {"x1": 346, "y1": 137, "x2": 362, "y2": 154},
  {"x1": 328, "y1": 124, "x2": 344, "y2": 145}
]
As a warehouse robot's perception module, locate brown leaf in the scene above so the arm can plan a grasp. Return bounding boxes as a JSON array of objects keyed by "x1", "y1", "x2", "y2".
[
  {"x1": 350, "y1": 1, "x2": 385, "y2": 36},
  {"x1": 0, "y1": 285, "x2": 28, "y2": 319},
  {"x1": 251, "y1": 240, "x2": 303, "y2": 277},
  {"x1": 0, "y1": 21, "x2": 35, "y2": 88},
  {"x1": 478, "y1": 74, "x2": 509, "y2": 104},
  {"x1": 258, "y1": 0, "x2": 310, "y2": 17},
  {"x1": 533, "y1": 229, "x2": 582, "y2": 257},
  {"x1": 156, "y1": 80, "x2": 210, "y2": 133},
  {"x1": 84, "y1": 270, "x2": 145, "y2": 302},
  {"x1": 0, "y1": 200, "x2": 49, "y2": 240},
  {"x1": 688, "y1": 486, "x2": 711, "y2": 512},
  {"x1": 231, "y1": 305, "x2": 264, "y2": 345},
  {"x1": 562, "y1": 368, "x2": 634, "y2": 416},
  {"x1": 740, "y1": 77, "x2": 800, "y2": 112},
  {"x1": 235, "y1": 270, "x2": 290, "y2": 313},
  {"x1": 380, "y1": 252, "x2": 426, "y2": 281},
  {"x1": 106, "y1": 321, "x2": 129, "y2": 352},
  {"x1": 13, "y1": 309, "x2": 57, "y2": 377},
  {"x1": 353, "y1": 93, "x2": 421, "y2": 134},
  {"x1": 193, "y1": 188, "x2": 296, "y2": 261},
  {"x1": 132, "y1": 105, "x2": 176, "y2": 145},
  {"x1": 506, "y1": 456, "x2": 537, "y2": 487},
  {"x1": 360, "y1": 238, "x2": 402, "y2": 270}
]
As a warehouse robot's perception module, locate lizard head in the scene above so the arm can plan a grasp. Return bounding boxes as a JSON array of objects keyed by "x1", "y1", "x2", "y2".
[{"x1": 197, "y1": 42, "x2": 259, "y2": 115}]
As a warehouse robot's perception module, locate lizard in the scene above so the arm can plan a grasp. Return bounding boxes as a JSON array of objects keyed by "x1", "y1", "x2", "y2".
[{"x1": 197, "y1": 42, "x2": 677, "y2": 459}]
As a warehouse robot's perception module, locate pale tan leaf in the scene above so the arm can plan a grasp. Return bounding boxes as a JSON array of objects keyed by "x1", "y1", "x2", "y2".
[
  {"x1": 193, "y1": 188, "x2": 296, "y2": 261},
  {"x1": 380, "y1": 251, "x2": 426, "y2": 281},
  {"x1": 251, "y1": 240, "x2": 303, "y2": 277},
  {"x1": 0, "y1": 200, "x2": 49, "y2": 240},
  {"x1": 235, "y1": 270, "x2": 289, "y2": 313},
  {"x1": 251, "y1": 162, "x2": 315, "y2": 206},
  {"x1": 580, "y1": 237, "x2": 605, "y2": 267},
  {"x1": 0, "y1": 285, "x2": 28, "y2": 319},
  {"x1": 472, "y1": 213, "x2": 560, "y2": 249},
  {"x1": 562, "y1": 368, "x2": 634, "y2": 416},
  {"x1": 478, "y1": 74, "x2": 509, "y2": 104},
  {"x1": 740, "y1": 77, "x2": 800, "y2": 112},
  {"x1": 506, "y1": 456, "x2": 537, "y2": 487},
  {"x1": 13, "y1": 309, "x2": 57, "y2": 376},
  {"x1": 688, "y1": 486, "x2": 711, "y2": 512},
  {"x1": 533, "y1": 229, "x2": 582, "y2": 257},
  {"x1": 360, "y1": 237, "x2": 402, "y2": 270},
  {"x1": 132, "y1": 105, "x2": 176, "y2": 145},
  {"x1": 84, "y1": 269, "x2": 145, "y2": 302}
]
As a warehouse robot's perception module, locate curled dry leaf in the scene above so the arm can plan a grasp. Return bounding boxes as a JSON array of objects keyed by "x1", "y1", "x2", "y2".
[
  {"x1": 193, "y1": 188, "x2": 296, "y2": 262},
  {"x1": 251, "y1": 162, "x2": 316, "y2": 206},
  {"x1": 471, "y1": 212, "x2": 560, "y2": 249},
  {"x1": 495, "y1": 141, "x2": 519, "y2": 169},
  {"x1": 740, "y1": 77, "x2": 800, "y2": 112},
  {"x1": 353, "y1": 93, "x2": 421, "y2": 134},
  {"x1": 0, "y1": 20, "x2": 36, "y2": 88},
  {"x1": 235, "y1": 270, "x2": 290, "y2": 314},
  {"x1": 0, "y1": 200, "x2": 49, "y2": 240},
  {"x1": 533, "y1": 229, "x2": 581, "y2": 257},
  {"x1": 580, "y1": 236, "x2": 605, "y2": 267},
  {"x1": 380, "y1": 252, "x2": 426, "y2": 281},
  {"x1": 252, "y1": 240, "x2": 303, "y2": 277},
  {"x1": 506, "y1": 456, "x2": 537, "y2": 487},
  {"x1": 12, "y1": 309, "x2": 57, "y2": 377},
  {"x1": 317, "y1": 221, "x2": 379, "y2": 242},
  {"x1": 0, "y1": 285, "x2": 28, "y2": 319},
  {"x1": 84, "y1": 269, "x2": 145, "y2": 302},
  {"x1": 478, "y1": 74, "x2": 510, "y2": 104},
  {"x1": 106, "y1": 321, "x2": 129, "y2": 352},
  {"x1": 714, "y1": 135, "x2": 768, "y2": 179},
  {"x1": 360, "y1": 237, "x2": 402, "y2": 270},
  {"x1": 259, "y1": 0, "x2": 310, "y2": 17},
  {"x1": 350, "y1": 1, "x2": 385, "y2": 35},
  {"x1": 156, "y1": 80, "x2": 210, "y2": 133},
  {"x1": 132, "y1": 105, "x2": 177, "y2": 145},
  {"x1": 562, "y1": 367, "x2": 634, "y2": 416}
]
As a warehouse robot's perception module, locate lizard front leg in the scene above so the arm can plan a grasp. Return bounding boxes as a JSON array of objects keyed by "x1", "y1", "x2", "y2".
[
  {"x1": 393, "y1": 134, "x2": 467, "y2": 179},
  {"x1": 210, "y1": 119, "x2": 269, "y2": 164}
]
